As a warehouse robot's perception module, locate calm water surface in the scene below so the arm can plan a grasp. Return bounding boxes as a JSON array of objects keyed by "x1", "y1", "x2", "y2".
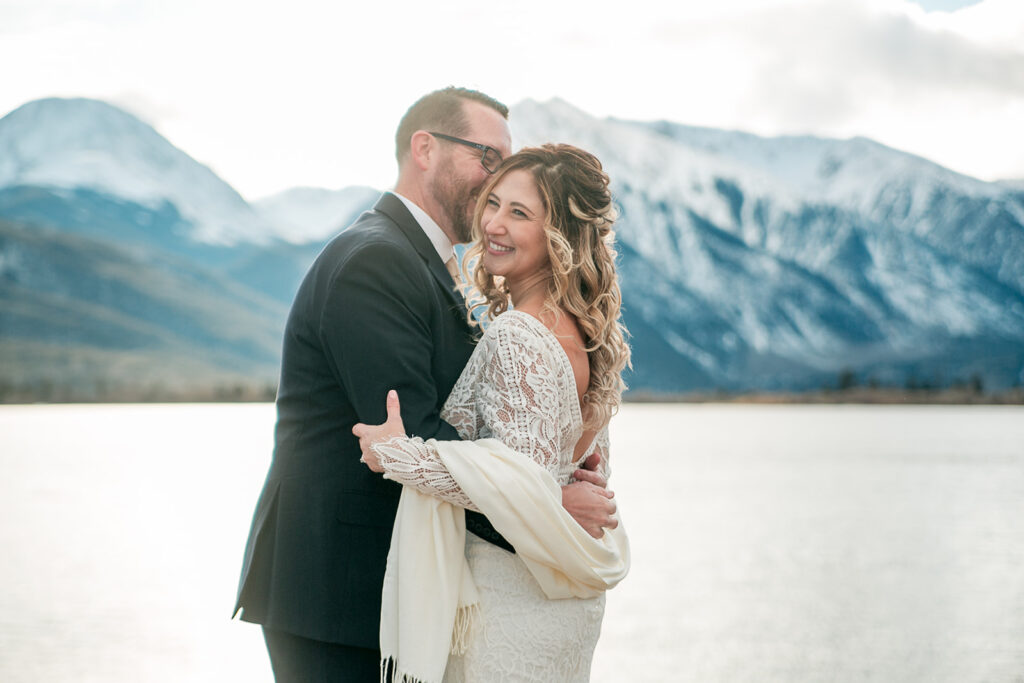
[{"x1": 1, "y1": 403, "x2": 1022, "y2": 682}]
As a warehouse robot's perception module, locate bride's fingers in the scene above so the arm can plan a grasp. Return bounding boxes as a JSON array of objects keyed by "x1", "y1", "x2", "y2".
[{"x1": 572, "y1": 469, "x2": 606, "y2": 488}]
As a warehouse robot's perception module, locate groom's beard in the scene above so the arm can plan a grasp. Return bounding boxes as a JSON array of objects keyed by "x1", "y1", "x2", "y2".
[{"x1": 432, "y1": 158, "x2": 476, "y2": 244}]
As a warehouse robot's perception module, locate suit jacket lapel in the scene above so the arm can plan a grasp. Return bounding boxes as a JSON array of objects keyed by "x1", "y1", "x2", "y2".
[{"x1": 374, "y1": 193, "x2": 470, "y2": 320}]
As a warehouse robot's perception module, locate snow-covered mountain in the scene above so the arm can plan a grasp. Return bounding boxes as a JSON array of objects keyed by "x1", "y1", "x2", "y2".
[
  {"x1": 510, "y1": 99, "x2": 1024, "y2": 390},
  {"x1": 640, "y1": 116, "x2": 1024, "y2": 294},
  {"x1": 0, "y1": 98, "x2": 274, "y2": 245},
  {"x1": 254, "y1": 185, "x2": 379, "y2": 243},
  {"x1": 2, "y1": 95, "x2": 1022, "y2": 396}
]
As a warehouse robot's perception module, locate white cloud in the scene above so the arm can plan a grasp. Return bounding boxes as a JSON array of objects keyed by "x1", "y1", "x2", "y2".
[
  {"x1": 0, "y1": 0, "x2": 1021, "y2": 197},
  {"x1": 926, "y1": 0, "x2": 1024, "y2": 45},
  {"x1": 715, "y1": 0, "x2": 1024, "y2": 126}
]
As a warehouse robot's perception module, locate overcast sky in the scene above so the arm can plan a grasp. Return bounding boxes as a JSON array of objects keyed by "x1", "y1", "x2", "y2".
[{"x1": 2, "y1": 0, "x2": 1021, "y2": 199}]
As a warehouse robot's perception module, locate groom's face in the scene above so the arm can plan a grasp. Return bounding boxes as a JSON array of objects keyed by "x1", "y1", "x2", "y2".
[{"x1": 431, "y1": 102, "x2": 512, "y2": 244}]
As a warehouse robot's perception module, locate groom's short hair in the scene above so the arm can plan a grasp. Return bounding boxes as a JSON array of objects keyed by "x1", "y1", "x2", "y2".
[{"x1": 395, "y1": 87, "x2": 509, "y2": 163}]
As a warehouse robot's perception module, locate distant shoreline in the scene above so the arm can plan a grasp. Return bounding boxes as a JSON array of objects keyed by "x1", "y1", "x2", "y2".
[
  {"x1": 626, "y1": 387, "x2": 1024, "y2": 405},
  {"x1": 3, "y1": 386, "x2": 1021, "y2": 405}
]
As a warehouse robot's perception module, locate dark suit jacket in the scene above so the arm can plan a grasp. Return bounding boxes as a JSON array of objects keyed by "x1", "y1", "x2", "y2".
[{"x1": 234, "y1": 192, "x2": 489, "y2": 648}]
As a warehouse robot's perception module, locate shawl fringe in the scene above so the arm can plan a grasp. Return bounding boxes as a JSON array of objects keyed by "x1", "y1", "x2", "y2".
[{"x1": 450, "y1": 601, "x2": 480, "y2": 655}]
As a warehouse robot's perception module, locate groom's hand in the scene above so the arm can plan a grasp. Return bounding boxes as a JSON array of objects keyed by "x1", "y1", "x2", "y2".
[{"x1": 561, "y1": 481, "x2": 617, "y2": 539}]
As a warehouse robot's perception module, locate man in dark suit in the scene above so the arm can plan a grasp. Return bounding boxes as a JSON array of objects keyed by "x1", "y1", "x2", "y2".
[{"x1": 234, "y1": 87, "x2": 617, "y2": 682}]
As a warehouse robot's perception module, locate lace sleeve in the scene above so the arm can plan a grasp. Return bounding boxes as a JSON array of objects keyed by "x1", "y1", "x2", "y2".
[
  {"x1": 590, "y1": 425, "x2": 612, "y2": 481},
  {"x1": 371, "y1": 315, "x2": 566, "y2": 504},
  {"x1": 370, "y1": 436, "x2": 480, "y2": 511}
]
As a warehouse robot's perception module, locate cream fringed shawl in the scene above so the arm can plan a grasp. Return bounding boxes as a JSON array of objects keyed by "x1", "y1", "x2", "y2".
[{"x1": 378, "y1": 437, "x2": 630, "y2": 683}]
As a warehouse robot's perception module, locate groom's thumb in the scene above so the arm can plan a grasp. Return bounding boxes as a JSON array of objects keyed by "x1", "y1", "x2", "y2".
[{"x1": 386, "y1": 389, "x2": 401, "y2": 423}]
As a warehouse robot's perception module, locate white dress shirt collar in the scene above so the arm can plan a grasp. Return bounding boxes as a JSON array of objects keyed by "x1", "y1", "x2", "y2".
[{"x1": 393, "y1": 192, "x2": 455, "y2": 264}]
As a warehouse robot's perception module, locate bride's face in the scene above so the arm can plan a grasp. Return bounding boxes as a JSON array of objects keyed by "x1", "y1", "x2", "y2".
[{"x1": 480, "y1": 169, "x2": 549, "y2": 284}]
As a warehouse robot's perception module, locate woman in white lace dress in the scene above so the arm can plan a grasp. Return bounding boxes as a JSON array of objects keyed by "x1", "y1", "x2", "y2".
[{"x1": 353, "y1": 144, "x2": 631, "y2": 682}]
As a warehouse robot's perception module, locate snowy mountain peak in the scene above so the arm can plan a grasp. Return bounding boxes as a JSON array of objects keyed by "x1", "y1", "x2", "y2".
[
  {"x1": 253, "y1": 185, "x2": 380, "y2": 243},
  {"x1": 508, "y1": 98, "x2": 1024, "y2": 391},
  {"x1": 0, "y1": 97, "x2": 270, "y2": 244},
  {"x1": 511, "y1": 98, "x2": 1017, "y2": 238}
]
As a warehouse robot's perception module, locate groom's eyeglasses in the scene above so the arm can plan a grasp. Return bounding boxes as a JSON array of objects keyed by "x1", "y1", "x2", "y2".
[{"x1": 429, "y1": 132, "x2": 503, "y2": 174}]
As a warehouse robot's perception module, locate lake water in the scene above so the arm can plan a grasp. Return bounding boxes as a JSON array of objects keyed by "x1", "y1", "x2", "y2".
[{"x1": 1, "y1": 403, "x2": 1022, "y2": 682}]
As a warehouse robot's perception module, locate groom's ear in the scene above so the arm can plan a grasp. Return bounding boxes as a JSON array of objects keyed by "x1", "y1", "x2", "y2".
[{"x1": 409, "y1": 130, "x2": 434, "y2": 171}]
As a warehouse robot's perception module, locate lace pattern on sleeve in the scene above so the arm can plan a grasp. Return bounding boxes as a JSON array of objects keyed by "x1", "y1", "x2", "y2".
[
  {"x1": 370, "y1": 435, "x2": 479, "y2": 511},
  {"x1": 591, "y1": 426, "x2": 612, "y2": 481}
]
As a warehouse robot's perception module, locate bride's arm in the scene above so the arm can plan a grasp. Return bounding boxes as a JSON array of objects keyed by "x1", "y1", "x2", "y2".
[{"x1": 368, "y1": 433, "x2": 480, "y2": 511}]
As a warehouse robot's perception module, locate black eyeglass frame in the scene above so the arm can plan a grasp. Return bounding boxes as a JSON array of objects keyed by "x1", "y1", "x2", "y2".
[{"x1": 428, "y1": 132, "x2": 503, "y2": 174}]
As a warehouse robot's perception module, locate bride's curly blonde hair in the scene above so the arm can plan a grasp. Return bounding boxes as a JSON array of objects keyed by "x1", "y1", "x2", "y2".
[{"x1": 462, "y1": 143, "x2": 631, "y2": 430}]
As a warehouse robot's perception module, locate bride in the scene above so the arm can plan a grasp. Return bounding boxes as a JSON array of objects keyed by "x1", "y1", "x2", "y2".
[{"x1": 353, "y1": 143, "x2": 632, "y2": 683}]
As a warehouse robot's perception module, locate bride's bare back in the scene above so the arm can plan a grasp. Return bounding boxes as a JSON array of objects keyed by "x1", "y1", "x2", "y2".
[{"x1": 516, "y1": 302, "x2": 598, "y2": 463}]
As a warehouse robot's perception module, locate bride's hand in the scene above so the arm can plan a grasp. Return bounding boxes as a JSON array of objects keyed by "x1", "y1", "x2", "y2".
[{"x1": 352, "y1": 390, "x2": 406, "y2": 473}]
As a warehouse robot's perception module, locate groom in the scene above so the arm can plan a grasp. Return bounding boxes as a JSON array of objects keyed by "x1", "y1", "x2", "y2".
[{"x1": 234, "y1": 87, "x2": 617, "y2": 681}]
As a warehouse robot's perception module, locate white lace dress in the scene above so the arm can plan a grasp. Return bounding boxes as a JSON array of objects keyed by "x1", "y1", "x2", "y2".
[{"x1": 371, "y1": 309, "x2": 612, "y2": 682}]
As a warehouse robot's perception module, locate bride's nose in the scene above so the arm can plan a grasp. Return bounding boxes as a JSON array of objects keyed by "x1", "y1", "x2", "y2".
[{"x1": 483, "y1": 211, "x2": 506, "y2": 235}]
